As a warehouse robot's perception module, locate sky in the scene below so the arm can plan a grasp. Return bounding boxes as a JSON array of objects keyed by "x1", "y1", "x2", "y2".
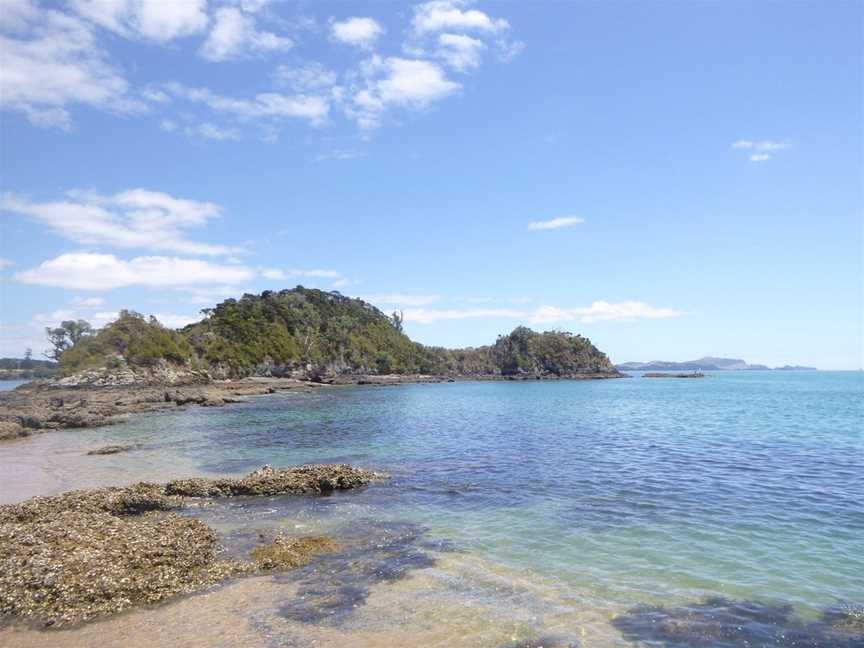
[{"x1": 0, "y1": 0, "x2": 862, "y2": 369}]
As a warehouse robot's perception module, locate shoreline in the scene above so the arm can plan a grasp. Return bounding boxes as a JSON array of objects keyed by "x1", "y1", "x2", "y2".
[{"x1": 0, "y1": 372, "x2": 622, "y2": 442}]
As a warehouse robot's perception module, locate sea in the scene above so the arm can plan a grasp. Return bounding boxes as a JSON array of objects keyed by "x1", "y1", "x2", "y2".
[{"x1": 1, "y1": 371, "x2": 862, "y2": 647}]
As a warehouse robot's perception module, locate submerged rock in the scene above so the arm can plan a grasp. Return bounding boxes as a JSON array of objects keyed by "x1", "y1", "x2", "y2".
[
  {"x1": 86, "y1": 443, "x2": 137, "y2": 455},
  {"x1": 251, "y1": 534, "x2": 338, "y2": 570},
  {"x1": 824, "y1": 603, "x2": 864, "y2": 632},
  {"x1": 612, "y1": 596, "x2": 864, "y2": 647},
  {"x1": 166, "y1": 463, "x2": 384, "y2": 498},
  {"x1": 0, "y1": 464, "x2": 383, "y2": 628}
]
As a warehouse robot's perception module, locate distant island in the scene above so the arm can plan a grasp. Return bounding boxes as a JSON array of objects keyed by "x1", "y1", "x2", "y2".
[
  {"x1": 773, "y1": 365, "x2": 819, "y2": 371},
  {"x1": 617, "y1": 357, "x2": 817, "y2": 372}
]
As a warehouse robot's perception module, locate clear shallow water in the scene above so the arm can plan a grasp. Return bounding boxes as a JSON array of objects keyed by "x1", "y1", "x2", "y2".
[
  {"x1": 0, "y1": 380, "x2": 29, "y2": 391},
  {"x1": 1, "y1": 372, "x2": 862, "y2": 647}
]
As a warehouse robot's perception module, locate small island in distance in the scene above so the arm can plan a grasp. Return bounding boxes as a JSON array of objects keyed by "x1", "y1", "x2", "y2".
[{"x1": 617, "y1": 357, "x2": 817, "y2": 372}]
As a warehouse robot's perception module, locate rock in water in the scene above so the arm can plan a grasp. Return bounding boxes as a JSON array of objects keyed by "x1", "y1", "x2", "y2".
[
  {"x1": 86, "y1": 444, "x2": 136, "y2": 455},
  {"x1": 165, "y1": 463, "x2": 384, "y2": 497},
  {"x1": 251, "y1": 534, "x2": 339, "y2": 570},
  {"x1": 0, "y1": 464, "x2": 384, "y2": 628}
]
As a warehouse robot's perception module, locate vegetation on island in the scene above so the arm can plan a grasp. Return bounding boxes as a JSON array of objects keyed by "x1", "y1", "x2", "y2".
[{"x1": 51, "y1": 287, "x2": 618, "y2": 380}]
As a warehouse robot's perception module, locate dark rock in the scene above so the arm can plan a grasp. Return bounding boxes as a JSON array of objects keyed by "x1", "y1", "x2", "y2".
[
  {"x1": 86, "y1": 444, "x2": 136, "y2": 456},
  {"x1": 18, "y1": 415, "x2": 44, "y2": 429}
]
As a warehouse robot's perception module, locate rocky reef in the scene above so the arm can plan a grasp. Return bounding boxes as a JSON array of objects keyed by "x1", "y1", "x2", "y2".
[
  {"x1": 643, "y1": 372, "x2": 705, "y2": 378},
  {"x1": 0, "y1": 377, "x2": 324, "y2": 440},
  {"x1": 0, "y1": 464, "x2": 383, "y2": 628}
]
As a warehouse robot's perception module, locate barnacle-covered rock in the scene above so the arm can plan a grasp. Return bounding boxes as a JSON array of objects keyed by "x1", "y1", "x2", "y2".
[
  {"x1": 0, "y1": 510, "x2": 246, "y2": 627},
  {"x1": 251, "y1": 534, "x2": 338, "y2": 570},
  {"x1": 166, "y1": 463, "x2": 384, "y2": 498},
  {"x1": 0, "y1": 464, "x2": 384, "y2": 628}
]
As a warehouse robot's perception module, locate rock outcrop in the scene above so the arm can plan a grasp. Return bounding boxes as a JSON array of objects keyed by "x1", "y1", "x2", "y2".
[{"x1": 0, "y1": 464, "x2": 384, "y2": 628}]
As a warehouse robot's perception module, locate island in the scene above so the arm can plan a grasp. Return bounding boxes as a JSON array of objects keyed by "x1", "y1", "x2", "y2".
[
  {"x1": 617, "y1": 357, "x2": 818, "y2": 371},
  {"x1": 0, "y1": 287, "x2": 622, "y2": 440}
]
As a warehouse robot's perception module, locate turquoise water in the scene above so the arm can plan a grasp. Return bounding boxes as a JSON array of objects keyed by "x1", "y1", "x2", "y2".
[
  {"x1": 0, "y1": 380, "x2": 28, "y2": 391},
  {"x1": 2, "y1": 371, "x2": 862, "y2": 646}
]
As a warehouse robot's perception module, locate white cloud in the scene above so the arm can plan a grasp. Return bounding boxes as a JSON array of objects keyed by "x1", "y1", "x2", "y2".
[
  {"x1": 1, "y1": 188, "x2": 238, "y2": 256},
  {"x1": 315, "y1": 149, "x2": 366, "y2": 161},
  {"x1": 5, "y1": 1, "x2": 519, "y2": 135},
  {"x1": 731, "y1": 139, "x2": 791, "y2": 162},
  {"x1": 183, "y1": 284, "x2": 243, "y2": 305},
  {"x1": 461, "y1": 296, "x2": 532, "y2": 304},
  {"x1": 70, "y1": 0, "x2": 209, "y2": 42},
  {"x1": 732, "y1": 139, "x2": 790, "y2": 151},
  {"x1": 33, "y1": 307, "x2": 198, "y2": 332},
  {"x1": 348, "y1": 56, "x2": 460, "y2": 129},
  {"x1": 497, "y1": 38, "x2": 525, "y2": 62},
  {"x1": 31, "y1": 309, "x2": 79, "y2": 329},
  {"x1": 404, "y1": 1, "x2": 523, "y2": 78},
  {"x1": 0, "y1": 257, "x2": 13, "y2": 270},
  {"x1": 186, "y1": 122, "x2": 241, "y2": 140},
  {"x1": 411, "y1": 1, "x2": 508, "y2": 35},
  {"x1": 370, "y1": 298, "x2": 683, "y2": 325},
  {"x1": 361, "y1": 294, "x2": 442, "y2": 307},
  {"x1": 330, "y1": 17, "x2": 384, "y2": 49},
  {"x1": 529, "y1": 301, "x2": 684, "y2": 324},
  {"x1": 16, "y1": 253, "x2": 256, "y2": 290},
  {"x1": 261, "y1": 268, "x2": 342, "y2": 280},
  {"x1": 0, "y1": 0, "x2": 140, "y2": 128},
  {"x1": 240, "y1": 0, "x2": 270, "y2": 12},
  {"x1": 200, "y1": 6, "x2": 292, "y2": 61},
  {"x1": 528, "y1": 216, "x2": 585, "y2": 231},
  {"x1": 71, "y1": 296, "x2": 105, "y2": 307},
  {"x1": 436, "y1": 33, "x2": 485, "y2": 71},
  {"x1": 403, "y1": 307, "x2": 523, "y2": 324},
  {"x1": 149, "y1": 312, "x2": 201, "y2": 328},
  {"x1": 165, "y1": 82, "x2": 330, "y2": 125},
  {"x1": 373, "y1": 58, "x2": 459, "y2": 105},
  {"x1": 274, "y1": 62, "x2": 339, "y2": 92}
]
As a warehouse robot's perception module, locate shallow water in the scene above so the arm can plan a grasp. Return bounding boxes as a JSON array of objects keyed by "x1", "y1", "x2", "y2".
[
  {"x1": 0, "y1": 380, "x2": 29, "y2": 392},
  {"x1": 1, "y1": 371, "x2": 862, "y2": 647}
]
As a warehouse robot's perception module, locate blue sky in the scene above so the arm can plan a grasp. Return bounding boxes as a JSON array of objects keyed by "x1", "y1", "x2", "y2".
[{"x1": 1, "y1": 0, "x2": 861, "y2": 369}]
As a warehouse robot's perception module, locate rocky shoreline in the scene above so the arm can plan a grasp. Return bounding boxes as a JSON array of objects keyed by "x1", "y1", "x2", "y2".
[
  {"x1": 0, "y1": 464, "x2": 384, "y2": 628},
  {"x1": 0, "y1": 372, "x2": 621, "y2": 441}
]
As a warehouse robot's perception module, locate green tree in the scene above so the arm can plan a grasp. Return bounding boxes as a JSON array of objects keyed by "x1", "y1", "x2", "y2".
[
  {"x1": 21, "y1": 348, "x2": 34, "y2": 370},
  {"x1": 45, "y1": 320, "x2": 93, "y2": 361}
]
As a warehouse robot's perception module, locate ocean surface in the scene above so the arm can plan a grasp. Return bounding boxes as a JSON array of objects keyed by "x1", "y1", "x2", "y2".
[{"x1": 1, "y1": 371, "x2": 862, "y2": 647}]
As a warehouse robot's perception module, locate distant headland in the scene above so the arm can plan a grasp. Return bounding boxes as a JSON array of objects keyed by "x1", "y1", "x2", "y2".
[{"x1": 617, "y1": 357, "x2": 817, "y2": 372}]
